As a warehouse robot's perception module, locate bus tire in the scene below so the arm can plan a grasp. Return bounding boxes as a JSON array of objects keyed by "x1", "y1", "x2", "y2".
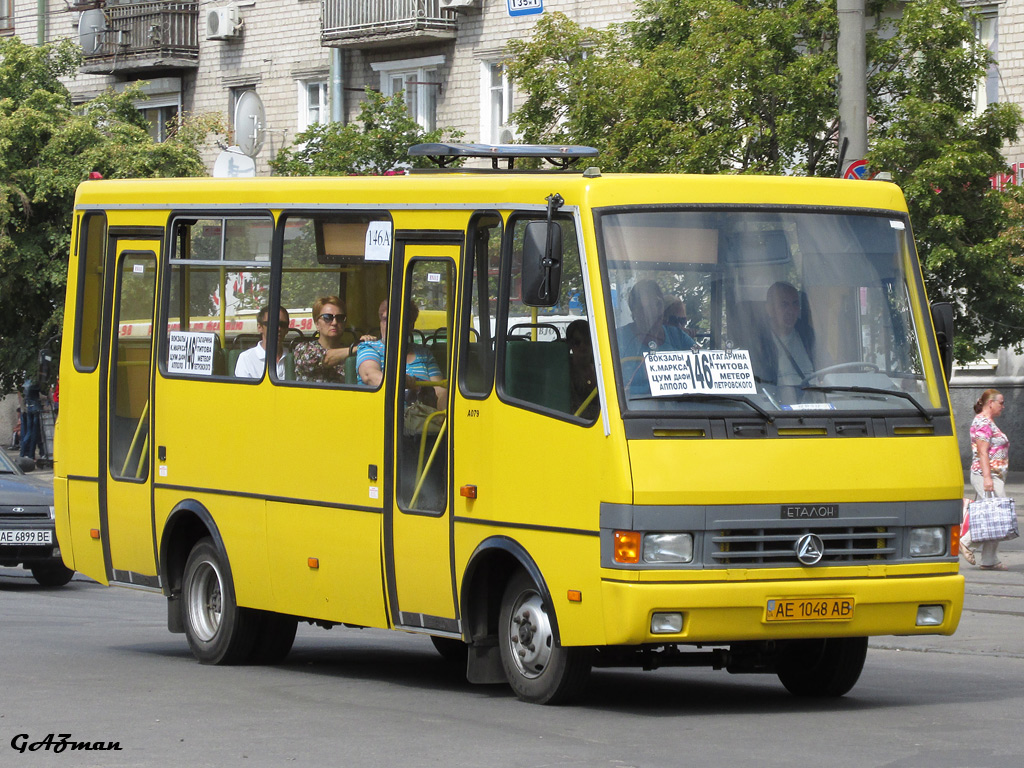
[
  {"x1": 775, "y1": 636, "x2": 868, "y2": 697},
  {"x1": 430, "y1": 635, "x2": 469, "y2": 665},
  {"x1": 249, "y1": 611, "x2": 298, "y2": 665},
  {"x1": 181, "y1": 538, "x2": 257, "y2": 665},
  {"x1": 30, "y1": 563, "x2": 75, "y2": 587},
  {"x1": 498, "y1": 572, "x2": 590, "y2": 704}
]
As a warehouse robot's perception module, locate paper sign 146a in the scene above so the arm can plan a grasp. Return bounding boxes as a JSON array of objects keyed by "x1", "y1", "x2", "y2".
[{"x1": 644, "y1": 349, "x2": 756, "y2": 396}]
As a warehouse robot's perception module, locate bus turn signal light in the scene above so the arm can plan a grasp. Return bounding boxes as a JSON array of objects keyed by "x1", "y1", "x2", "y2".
[
  {"x1": 460, "y1": 485, "x2": 477, "y2": 499},
  {"x1": 614, "y1": 531, "x2": 641, "y2": 564},
  {"x1": 307, "y1": 557, "x2": 319, "y2": 569}
]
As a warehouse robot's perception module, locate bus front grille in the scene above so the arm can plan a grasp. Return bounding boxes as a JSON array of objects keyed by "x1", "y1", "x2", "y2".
[{"x1": 710, "y1": 526, "x2": 895, "y2": 566}]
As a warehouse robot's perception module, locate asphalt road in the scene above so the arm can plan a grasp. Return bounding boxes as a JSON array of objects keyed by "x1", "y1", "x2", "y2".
[
  {"x1": 2, "y1": 551, "x2": 1024, "y2": 767},
  {"x1": 3, "y1": 462, "x2": 1024, "y2": 766}
]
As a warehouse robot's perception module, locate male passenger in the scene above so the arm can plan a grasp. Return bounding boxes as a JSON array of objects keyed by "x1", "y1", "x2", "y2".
[
  {"x1": 235, "y1": 305, "x2": 291, "y2": 379},
  {"x1": 617, "y1": 280, "x2": 697, "y2": 396},
  {"x1": 762, "y1": 281, "x2": 815, "y2": 390}
]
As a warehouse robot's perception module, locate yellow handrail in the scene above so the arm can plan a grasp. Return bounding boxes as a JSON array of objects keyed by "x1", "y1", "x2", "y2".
[
  {"x1": 574, "y1": 387, "x2": 598, "y2": 418},
  {"x1": 410, "y1": 414, "x2": 448, "y2": 509},
  {"x1": 120, "y1": 399, "x2": 150, "y2": 478}
]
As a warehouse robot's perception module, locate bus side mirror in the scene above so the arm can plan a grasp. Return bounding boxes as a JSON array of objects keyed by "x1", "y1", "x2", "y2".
[
  {"x1": 931, "y1": 302, "x2": 954, "y2": 383},
  {"x1": 522, "y1": 221, "x2": 562, "y2": 307}
]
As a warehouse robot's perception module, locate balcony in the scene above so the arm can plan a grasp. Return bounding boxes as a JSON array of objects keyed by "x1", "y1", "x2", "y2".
[
  {"x1": 79, "y1": 2, "x2": 200, "y2": 75},
  {"x1": 321, "y1": 0, "x2": 458, "y2": 49}
]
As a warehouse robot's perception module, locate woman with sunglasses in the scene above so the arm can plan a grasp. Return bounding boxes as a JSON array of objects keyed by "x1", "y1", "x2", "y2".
[{"x1": 293, "y1": 296, "x2": 359, "y2": 384}]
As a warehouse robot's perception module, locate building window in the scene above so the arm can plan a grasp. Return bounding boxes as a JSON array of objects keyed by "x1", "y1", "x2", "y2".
[
  {"x1": 118, "y1": 78, "x2": 184, "y2": 143},
  {"x1": 371, "y1": 56, "x2": 444, "y2": 131},
  {"x1": 141, "y1": 104, "x2": 180, "y2": 143},
  {"x1": 0, "y1": 0, "x2": 12, "y2": 33},
  {"x1": 481, "y1": 61, "x2": 514, "y2": 144},
  {"x1": 298, "y1": 79, "x2": 329, "y2": 132},
  {"x1": 974, "y1": 6, "x2": 999, "y2": 114}
]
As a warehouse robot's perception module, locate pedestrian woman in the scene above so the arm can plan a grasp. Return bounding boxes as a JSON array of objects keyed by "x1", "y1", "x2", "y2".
[{"x1": 967, "y1": 389, "x2": 1010, "y2": 570}]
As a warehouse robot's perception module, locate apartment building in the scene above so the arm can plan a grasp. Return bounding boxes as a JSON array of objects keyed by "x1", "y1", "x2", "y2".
[
  {"x1": 4, "y1": 1, "x2": 632, "y2": 175},
  {"x1": 4, "y1": 0, "x2": 1022, "y2": 457}
]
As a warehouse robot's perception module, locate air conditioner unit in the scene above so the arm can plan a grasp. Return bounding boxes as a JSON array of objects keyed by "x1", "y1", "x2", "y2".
[
  {"x1": 497, "y1": 126, "x2": 516, "y2": 145},
  {"x1": 206, "y1": 5, "x2": 241, "y2": 41},
  {"x1": 440, "y1": 0, "x2": 481, "y2": 11}
]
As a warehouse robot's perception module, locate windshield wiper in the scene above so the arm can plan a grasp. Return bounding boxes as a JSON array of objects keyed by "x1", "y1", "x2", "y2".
[
  {"x1": 802, "y1": 385, "x2": 932, "y2": 421},
  {"x1": 631, "y1": 393, "x2": 775, "y2": 422}
]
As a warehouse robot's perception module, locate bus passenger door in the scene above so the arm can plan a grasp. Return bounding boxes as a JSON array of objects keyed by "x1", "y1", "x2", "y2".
[
  {"x1": 102, "y1": 239, "x2": 160, "y2": 586},
  {"x1": 386, "y1": 241, "x2": 460, "y2": 634}
]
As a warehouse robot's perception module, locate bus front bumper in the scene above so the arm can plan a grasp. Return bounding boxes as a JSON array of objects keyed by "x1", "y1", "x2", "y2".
[{"x1": 598, "y1": 573, "x2": 964, "y2": 646}]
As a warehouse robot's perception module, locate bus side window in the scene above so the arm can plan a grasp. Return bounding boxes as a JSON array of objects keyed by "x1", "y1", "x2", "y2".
[
  {"x1": 74, "y1": 212, "x2": 107, "y2": 372},
  {"x1": 499, "y1": 216, "x2": 596, "y2": 421},
  {"x1": 277, "y1": 213, "x2": 391, "y2": 387},
  {"x1": 459, "y1": 213, "x2": 501, "y2": 397},
  {"x1": 164, "y1": 216, "x2": 273, "y2": 380}
]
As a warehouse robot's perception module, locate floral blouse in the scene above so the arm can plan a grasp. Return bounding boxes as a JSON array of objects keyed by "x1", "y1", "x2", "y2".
[
  {"x1": 971, "y1": 414, "x2": 1009, "y2": 480},
  {"x1": 293, "y1": 340, "x2": 346, "y2": 384}
]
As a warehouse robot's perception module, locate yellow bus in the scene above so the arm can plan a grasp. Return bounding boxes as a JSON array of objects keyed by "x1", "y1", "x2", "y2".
[{"x1": 54, "y1": 144, "x2": 963, "y2": 704}]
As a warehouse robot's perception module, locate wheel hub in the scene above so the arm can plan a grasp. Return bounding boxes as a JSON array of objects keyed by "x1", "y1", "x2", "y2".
[
  {"x1": 508, "y1": 592, "x2": 553, "y2": 679},
  {"x1": 188, "y1": 560, "x2": 223, "y2": 643}
]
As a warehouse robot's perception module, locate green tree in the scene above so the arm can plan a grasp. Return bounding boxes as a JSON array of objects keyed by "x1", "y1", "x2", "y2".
[
  {"x1": 505, "y1": 1, "x2": 1024, "y2": 361},
  {"x1": 0, "y1": 37, "x2": 219, "y2": 391},
  {"x1": 867, "y1": 1, "x2": 1024, "y2": 360},
  {"x1": 270, "y1": 89, "x2": 461, "y2": 176},
  {"x1": 506, "y1": 3, "x2": 839, "y2": 175}
]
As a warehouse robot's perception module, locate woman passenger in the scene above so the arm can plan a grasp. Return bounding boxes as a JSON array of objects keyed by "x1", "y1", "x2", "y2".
[{"x1": 293, "y1": 296, "x2": 358, "y2": 384}]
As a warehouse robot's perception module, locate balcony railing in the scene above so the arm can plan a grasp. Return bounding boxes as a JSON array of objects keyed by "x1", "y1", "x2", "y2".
[
  {"x1": 321, "y1": 0, "x2": 458, "y2": 48},
  {"x1": 80, "y1": 2, "x2": 199, "y2": 73}
]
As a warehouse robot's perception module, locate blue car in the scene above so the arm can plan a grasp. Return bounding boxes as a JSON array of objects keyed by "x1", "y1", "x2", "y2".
[{"x1": 0, "y1": 451, "x2": 74, "y2": 586}]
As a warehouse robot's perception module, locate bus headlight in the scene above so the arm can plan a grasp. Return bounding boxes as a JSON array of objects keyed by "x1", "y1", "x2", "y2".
[
  {"x1": 909, "y1": 527, "x2": 945, "y2": 557},
  {"x1": 642, "y1": 533, "x2": 694, "y2": 564}
]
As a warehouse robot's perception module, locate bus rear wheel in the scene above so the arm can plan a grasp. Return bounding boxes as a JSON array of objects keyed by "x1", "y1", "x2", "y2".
[
  {"x1": 181, "y1": 538, "x2": 257, "y2": 665},
  {"x1": 249, "y1": 611, "x2": 298, "y2": 665},
  {"x1": 498, "y1": 572, "x2": 590, "y2": 704},
  {"x1": 775, "y1": 636, "x2": 868, "y2": 697}
]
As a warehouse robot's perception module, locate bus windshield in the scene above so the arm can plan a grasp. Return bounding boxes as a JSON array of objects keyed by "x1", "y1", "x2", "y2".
[{"x1": 598, "y1": 207, "x2": 943, "y2": 418}]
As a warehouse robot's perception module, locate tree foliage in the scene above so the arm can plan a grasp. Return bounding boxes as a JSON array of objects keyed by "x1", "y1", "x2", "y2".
[
  {"x1": 867, "y1": 2, "x2": 1024, "y2": 360},
  {"x1": 0, "y1": 36, "x2": 219, "y2": 391},
  {"x1": 505, "y1": 1, "x2": 1024, "y2": 361},
  {"x1": 270, "y1": 89, "x2": 461, "y2": 176}
]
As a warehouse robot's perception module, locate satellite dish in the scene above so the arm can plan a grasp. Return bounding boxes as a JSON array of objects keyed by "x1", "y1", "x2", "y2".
[
  {"x1": 79, "y1": 9, "x2": 107, "y2": 55},
  {"x1": 213, "y1": 149, "x2": 256, "y2": 178},
  {"x1": 234, "y1": 91, "x2": 266, "y2": 158}
]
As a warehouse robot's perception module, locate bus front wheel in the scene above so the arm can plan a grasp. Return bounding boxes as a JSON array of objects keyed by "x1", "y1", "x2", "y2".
[
  {"x1": 775, "y1": 636, "x2": 868, "y2": 697},
  {"x1": 181, "y1": 538, "x2": 257, "y2": 665},
  {"x1": 30, "y1": 562, "x2": 74, "y2": 587},
  {"x1": 498, "y1": 572, "x2": 590, "y2": 704}
]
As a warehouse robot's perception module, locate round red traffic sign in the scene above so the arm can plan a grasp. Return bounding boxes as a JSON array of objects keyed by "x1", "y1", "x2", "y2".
[{"x1": 843, "y1": 159, "x2": 871, "y2": 180}]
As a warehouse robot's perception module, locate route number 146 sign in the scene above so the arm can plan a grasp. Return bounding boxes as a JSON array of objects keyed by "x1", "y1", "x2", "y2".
[{"x1": 644, "y1": 349, "x2": 757, "y2": 396}]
